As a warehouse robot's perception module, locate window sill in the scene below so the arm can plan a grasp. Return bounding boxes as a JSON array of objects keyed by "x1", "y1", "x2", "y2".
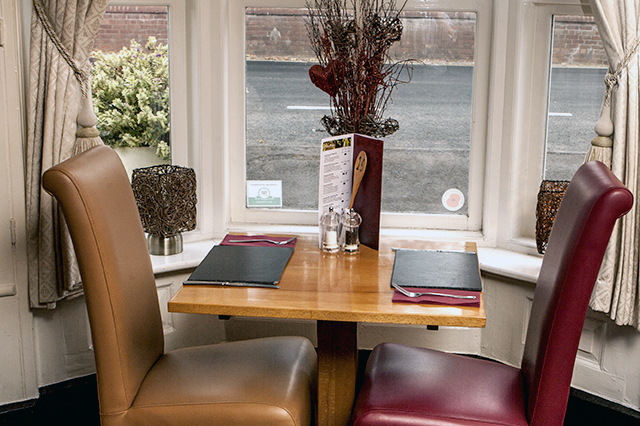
[
  {"x1": 477, "y1": 247, "x2": 541, "y2": 284},
  {"x1": 151, "y1": 239, "x2": 219, "y2": 274},
  {"x1": 152, "y1": 236, "x2": 543, "y2": 284}
]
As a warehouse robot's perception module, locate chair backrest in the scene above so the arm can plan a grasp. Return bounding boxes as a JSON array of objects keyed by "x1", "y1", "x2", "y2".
[
  {"x1": 42, "y1": 145, "x2": 165, "y2": 415},
  {"x1": 521, "y1": 161, "x2": 633, "y2": 426}
]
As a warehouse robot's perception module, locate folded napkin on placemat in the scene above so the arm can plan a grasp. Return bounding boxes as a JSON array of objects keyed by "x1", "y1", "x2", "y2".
[
  {"x1": 392, "y1": 289, "x2": 480, "y2": 307},
  {"x1": 220, "y1": 234, "x2": 297, "y2": 248}
]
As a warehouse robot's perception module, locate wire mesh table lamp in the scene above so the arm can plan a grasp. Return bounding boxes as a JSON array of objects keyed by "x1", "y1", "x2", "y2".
[{"x1": 132, "y1": 165, "x2": 197, "y2": 255}]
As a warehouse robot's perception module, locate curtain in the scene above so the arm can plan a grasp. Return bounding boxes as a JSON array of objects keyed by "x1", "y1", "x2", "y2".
[
  {"x1": 586, "y1": 0, "x2": 640, "y2": 327},
  {"x1": 26, "y1": 0, "x2": 108, "y2": 308}
]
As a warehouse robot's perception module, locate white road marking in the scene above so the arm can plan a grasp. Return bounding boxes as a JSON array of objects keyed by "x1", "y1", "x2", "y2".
[{"x1": 287, "y1": 106, "x2": 331, "y2": 110}]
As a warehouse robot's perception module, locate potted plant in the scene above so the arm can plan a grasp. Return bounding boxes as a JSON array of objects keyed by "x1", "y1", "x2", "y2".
[{"x1": 91, "y1": 37, "x2": 170, "y2": 173}]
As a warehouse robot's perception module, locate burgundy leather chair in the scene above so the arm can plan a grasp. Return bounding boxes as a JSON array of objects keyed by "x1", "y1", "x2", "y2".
[
  {"x1": 350, "y1": 161, "x2": 633, "y2": 426},
  {"x1": 42, "y1": 145, "x2": 317, "y2": 426}
]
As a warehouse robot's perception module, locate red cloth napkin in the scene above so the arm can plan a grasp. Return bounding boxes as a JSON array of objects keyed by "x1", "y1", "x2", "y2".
[
  {"x1": 392, "y1": 288, "x2": 480, "y2": 307},
  {"x1": 220, "y1": 234, "x2": 297, "y2": 248}
]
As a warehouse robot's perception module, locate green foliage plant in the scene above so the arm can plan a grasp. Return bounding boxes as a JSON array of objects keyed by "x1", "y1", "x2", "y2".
[{"x1": 91, "y1": 37, "x2": 170, "y2": 160}]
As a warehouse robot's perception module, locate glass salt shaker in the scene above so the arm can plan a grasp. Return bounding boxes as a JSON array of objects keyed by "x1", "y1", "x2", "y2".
[
  {"x1": 320, "y1": 206, "x2": 340, "y2": 253},
  {"x1": 341, "y1": 208, "x2": 362, "y2": 253}
]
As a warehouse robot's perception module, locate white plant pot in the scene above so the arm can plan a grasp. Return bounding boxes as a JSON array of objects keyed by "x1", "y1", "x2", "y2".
[{"x1": 113, "y1": 146, "x2": 170, "y2": 180}]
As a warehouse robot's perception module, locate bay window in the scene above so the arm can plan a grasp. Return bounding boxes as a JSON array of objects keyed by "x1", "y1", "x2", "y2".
[{"x1": 92, "y1": 0, "x2": 606, "y2": 254}]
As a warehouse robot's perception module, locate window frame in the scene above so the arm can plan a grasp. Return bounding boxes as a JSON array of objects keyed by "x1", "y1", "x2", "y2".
[
  {"x1": 495, "y1": 0, "x2": 596, "y2": 253},
  {"x1": 227, "y1": 0, "x2": 492, "y2": 232},
  {"x1": 102, "y1": 0, "x2": 221, "y2": 241}
]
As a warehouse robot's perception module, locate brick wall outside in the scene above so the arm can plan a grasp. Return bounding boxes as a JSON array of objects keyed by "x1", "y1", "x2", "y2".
[
  {"x1": 391, "y1": 12, "x2": 476, "y2": 64},
  {"x1": 245, "y1": 9, "x2": 477, "y2": 63},
  {"x1": 245, "y1": 8, "x2": 313, "y2": 61},
  {"x1": 93, "y1": 7, "x2": 607, "y2": 67},
  {"x1": 552, "y1": 15, "x2": 607, "y2": 66},
  {"x1": 93, "y1": 6, "x2": 168, "y2": 53}
]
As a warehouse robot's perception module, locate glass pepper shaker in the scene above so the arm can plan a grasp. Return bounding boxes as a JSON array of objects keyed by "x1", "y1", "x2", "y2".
[
  {"x1": 320, "y1": 206, "x2": 340, "y2": 253},
  {"x1": 341, "y1": 208, "x2": 362, "y2": 253}
]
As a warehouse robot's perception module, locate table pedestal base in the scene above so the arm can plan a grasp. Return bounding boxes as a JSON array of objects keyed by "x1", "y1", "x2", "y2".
[{"x1": 317, "y1": 320, "x2": 358, "y2": 426}]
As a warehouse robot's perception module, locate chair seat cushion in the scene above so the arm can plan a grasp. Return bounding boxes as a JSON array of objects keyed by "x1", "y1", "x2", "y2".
[
  {"x1": 116, "y1": 336, "x2": 317, "y2": 426},
  {"x1": 351, "y1": 343, "x2": 528, "y2": 426}
]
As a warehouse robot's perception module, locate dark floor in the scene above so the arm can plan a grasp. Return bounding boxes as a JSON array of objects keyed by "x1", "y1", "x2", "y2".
[
  {"x1": 1, "y1": 356, "x2": 639, "y2": 426},
  {"x1": 564, "y1": 388, "x2": 640, "y2": 426},
  {"x1": 0, "y1": 375, "x2": 99, "y2": 426}
]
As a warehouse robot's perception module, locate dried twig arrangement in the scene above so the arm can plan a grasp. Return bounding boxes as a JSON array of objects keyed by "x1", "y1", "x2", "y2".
[{"x1": 306, "y1": 0, "x2": 411, "y2": 138}]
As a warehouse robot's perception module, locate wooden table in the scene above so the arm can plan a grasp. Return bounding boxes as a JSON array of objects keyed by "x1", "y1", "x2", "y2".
[{"x1": 168, "y1": 236, "x2": 485, "y2": 426}]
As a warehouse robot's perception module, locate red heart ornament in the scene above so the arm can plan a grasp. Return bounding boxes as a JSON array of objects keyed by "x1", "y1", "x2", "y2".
[{"x1": 309, "y1": 63, "x2": 338, "y2": 97}]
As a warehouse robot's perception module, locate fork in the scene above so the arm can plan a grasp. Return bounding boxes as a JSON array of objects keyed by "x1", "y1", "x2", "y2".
[
  {"x1": 228, "y1": 236, "x2": 298, "y2": 245},
  {"x1": 392, "y1": 282, "x2": 477, "y2": 300}
]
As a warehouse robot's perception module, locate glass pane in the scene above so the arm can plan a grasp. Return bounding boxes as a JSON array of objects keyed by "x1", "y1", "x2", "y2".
[
  {"x1": 91, "y1": 6, "x2": 171, "y2": 178},
  {"x1": 245, "y1": 8, "x2": 475, "y2": 215},
  {"x1": 384, "y1": 12, "x2": 475, "y2": 215},
  {"x1": 245, "y1": 8, "x2": 324, "y2": 211},
  {"x1": 544, "y1": 15, "x2": 608, "y2": 181}
]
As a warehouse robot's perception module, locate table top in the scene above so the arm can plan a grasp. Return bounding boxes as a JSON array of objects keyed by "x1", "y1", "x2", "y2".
[{"x1": 168, "y1": 236, "x2": 486, "y2": 327}]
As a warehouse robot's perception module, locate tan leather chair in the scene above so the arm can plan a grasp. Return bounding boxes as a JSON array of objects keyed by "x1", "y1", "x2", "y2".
[{"x1": 42, "y1": 145, "x2": 317, "y2": 426}]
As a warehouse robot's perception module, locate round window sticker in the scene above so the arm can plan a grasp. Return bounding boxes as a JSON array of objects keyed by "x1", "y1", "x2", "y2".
[
  {"x1": 258, "y1": 187, "x2": 271, "y2": 198},
  {"x1": 442, "y1": 189, "x2": 464, "y2": 212}
]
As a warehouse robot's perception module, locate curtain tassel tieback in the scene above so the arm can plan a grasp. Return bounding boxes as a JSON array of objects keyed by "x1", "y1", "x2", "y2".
[
  {"x1": 585, "y1": 101, "x2": 614, "y2": 167},
  {"x1": 34, "y1": 0, "x2": 103, "y2": 156},
  {"x1": 586, "y1": 38, "x2": 640, "y2": 168},
  {"x1": 73, "y1": 84, "x2": 104, "y2": 155}
]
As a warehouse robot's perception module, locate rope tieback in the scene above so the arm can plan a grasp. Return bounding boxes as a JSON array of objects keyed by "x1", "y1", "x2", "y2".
[
  {"x1": 33, "y1": 0, "x2": 105, "y2": 155},
  {"x1": 32, "y1": 0, "x2": 89, "y2": 98},
  {"x1": 587, "y1": 37, "x2": 640, "y2": 169},
  {"x1": 603, "y1": 38, "x2": 640, "y2": 108}
]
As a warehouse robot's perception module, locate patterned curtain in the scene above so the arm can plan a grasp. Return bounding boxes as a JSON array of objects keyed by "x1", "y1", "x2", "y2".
[
  {"x1": 586, "y1": 0, "x2": 640, "y2": 328},
  {"x1": 26, "y1": 0, "x2": 108, "y2": 308}
]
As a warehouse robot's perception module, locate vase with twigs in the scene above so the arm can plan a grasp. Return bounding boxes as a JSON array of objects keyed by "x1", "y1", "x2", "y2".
[{"x1": 305, "y1": 0, "x2": 412, "y2": 138}]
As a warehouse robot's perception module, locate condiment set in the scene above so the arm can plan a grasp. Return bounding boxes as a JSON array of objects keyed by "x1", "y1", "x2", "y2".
[{"x1": 320, "y1": 207, "x2": 362, "y2": 254}]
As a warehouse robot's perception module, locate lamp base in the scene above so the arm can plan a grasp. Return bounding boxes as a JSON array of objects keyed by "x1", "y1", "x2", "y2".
[{"x1": 148, "y1": 233, "x2": 183, "y2": 255}]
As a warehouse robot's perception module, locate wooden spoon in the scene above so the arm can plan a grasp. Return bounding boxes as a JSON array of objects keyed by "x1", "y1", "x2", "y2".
[{"x1": 349, "y1": 151, "x2": 367, "y2": 209}]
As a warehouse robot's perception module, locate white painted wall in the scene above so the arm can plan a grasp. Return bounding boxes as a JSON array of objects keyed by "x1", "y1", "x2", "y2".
[
  {"x1": 0, "y1": 0, "x2": 37, "y2": 406},
  {"x1": 481, "y1": 272, "x2": 640, "y2": 412},
  {"x1": 19, "y1": 261, "x2": 640, "y2": 413},
  {"x1": 31, "y1": 272, "x2": 224, "y2": 389}
]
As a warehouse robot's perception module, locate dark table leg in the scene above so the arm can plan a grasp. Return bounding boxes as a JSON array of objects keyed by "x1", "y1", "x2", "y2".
[{"x1": 317, "y1": 320, "x2": 358, "y2": 426}]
